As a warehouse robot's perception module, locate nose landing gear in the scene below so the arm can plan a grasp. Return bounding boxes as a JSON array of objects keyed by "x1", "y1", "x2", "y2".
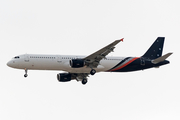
[{"x1": 24, "y1": 69, "x2": 28, "y2": 77}]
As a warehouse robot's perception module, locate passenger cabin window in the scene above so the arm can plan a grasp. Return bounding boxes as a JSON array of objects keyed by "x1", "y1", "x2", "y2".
[{"x1": 14, "y1": 56, "x2": 20, "y2": 59}]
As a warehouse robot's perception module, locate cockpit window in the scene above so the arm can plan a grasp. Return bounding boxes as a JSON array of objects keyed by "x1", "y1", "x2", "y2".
[{"x1": 14, "y1": 56, "x2": 20, "y2": 59}]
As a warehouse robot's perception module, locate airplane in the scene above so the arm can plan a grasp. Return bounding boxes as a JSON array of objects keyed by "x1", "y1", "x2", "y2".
[{"x1": 7, "y1": 37, "x2": 172, "y2": 85}]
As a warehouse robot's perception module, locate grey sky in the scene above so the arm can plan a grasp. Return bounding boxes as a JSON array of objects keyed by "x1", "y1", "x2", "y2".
[{"x1": 1, "y1": 0, "x2": 179, "y2": 120}]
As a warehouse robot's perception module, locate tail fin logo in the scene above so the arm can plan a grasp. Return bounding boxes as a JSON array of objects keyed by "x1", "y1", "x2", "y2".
[{"x1": 142, "y1": 37, "x2": 164, "y2": 59}]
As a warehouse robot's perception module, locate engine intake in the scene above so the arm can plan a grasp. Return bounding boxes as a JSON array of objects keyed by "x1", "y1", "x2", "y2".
[
  {"x1": 57, "y1": 73, "x2": 72, "y2": 82},
  {"x1": 69, "y1": 59, "x2": 85, "y2": 68}
]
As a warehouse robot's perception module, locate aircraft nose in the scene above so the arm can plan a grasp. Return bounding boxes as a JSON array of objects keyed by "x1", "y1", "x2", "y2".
[
  {"x1": 7, "y1": 61, "x2": 12, "y2": 67},
  {"x1": 7, "y1": 60, "x2": 16, "y2": 68}
]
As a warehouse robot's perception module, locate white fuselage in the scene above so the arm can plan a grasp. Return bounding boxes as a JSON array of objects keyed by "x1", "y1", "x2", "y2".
[
  {"x1": 6, "y1": 38, "x2": 171, "y2": 85},
  {"x1": 7, "y1": 54, "x2": 125, "y2": 73}
]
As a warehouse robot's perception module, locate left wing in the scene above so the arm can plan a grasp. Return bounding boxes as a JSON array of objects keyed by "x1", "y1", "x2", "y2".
[{"x1": 84, "y1": 38, "x2": 123, "y2": 68}]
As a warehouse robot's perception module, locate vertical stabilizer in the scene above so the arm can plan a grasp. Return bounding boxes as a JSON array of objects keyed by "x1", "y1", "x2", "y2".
[{"x1": 142, "y1": 37, "x2": 164, "y2": 59}]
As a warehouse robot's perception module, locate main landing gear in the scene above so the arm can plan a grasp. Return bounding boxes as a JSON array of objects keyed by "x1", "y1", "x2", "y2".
[
  {"x1": 81, "y1": 69, "x2": 96, "y2": 85},
  {"x1": 24, "y1": 69, "x2": 28, "y2": 77},
  {"x1": 82, "y1": 78, "x2": 88, "y2": 85},
  {"x1": 80, "y1": 69, "x2": 95, "y2": 85},
  {"x1": 90, "y1": 69, "x2": 96, "y2": 75}
]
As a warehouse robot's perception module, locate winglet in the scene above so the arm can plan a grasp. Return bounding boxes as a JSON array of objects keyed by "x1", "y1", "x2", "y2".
[{"x1": 120, "y1": 38, "x2": 124, "y2": 42}]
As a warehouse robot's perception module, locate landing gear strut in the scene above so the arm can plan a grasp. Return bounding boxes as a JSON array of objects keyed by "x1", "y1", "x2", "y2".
[
  {"x1": 82, "y1": 78, "x2": 88, "y2": 85},
  {"x1": 24, "y1": 69, "x2": 28, "y2": 77}
]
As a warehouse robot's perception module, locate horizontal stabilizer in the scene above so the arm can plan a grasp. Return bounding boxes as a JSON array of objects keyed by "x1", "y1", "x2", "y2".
[{"x1": 152, "y1": 53, "x2": 173, "y2": 64}]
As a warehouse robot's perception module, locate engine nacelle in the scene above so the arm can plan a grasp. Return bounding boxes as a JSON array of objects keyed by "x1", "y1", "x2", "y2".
[
  {"x1": 69, "y1": 59, "x2": 85, "y2": 68},
  {"x1": 57, "y1": 73, "x2": 72, "y2": 82}
]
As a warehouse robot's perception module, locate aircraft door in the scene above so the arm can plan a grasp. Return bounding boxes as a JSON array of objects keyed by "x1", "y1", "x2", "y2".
[
  {"x1": 57, "y1": 56, "x2": 62, "y2": 63},
  {"x1": 140, "y1": 57, "x2": 145, "y2": 65},
  {"x1": 24, "y1": 54, "x2": 29, "y2": 62}
]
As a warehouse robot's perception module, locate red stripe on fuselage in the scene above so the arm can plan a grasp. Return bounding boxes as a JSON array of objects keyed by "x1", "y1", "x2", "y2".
[{"x1": 110, "y1": 57, "x2": 140, "y2": 71}]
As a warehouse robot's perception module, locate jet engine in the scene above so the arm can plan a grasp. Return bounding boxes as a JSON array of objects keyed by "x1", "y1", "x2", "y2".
[
  {"x1": 69, "y1": 59, "x2": 85, "y2": 68},
  {"x1": 57, "y1": 73, "x2": 72, "y2": 82}
]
